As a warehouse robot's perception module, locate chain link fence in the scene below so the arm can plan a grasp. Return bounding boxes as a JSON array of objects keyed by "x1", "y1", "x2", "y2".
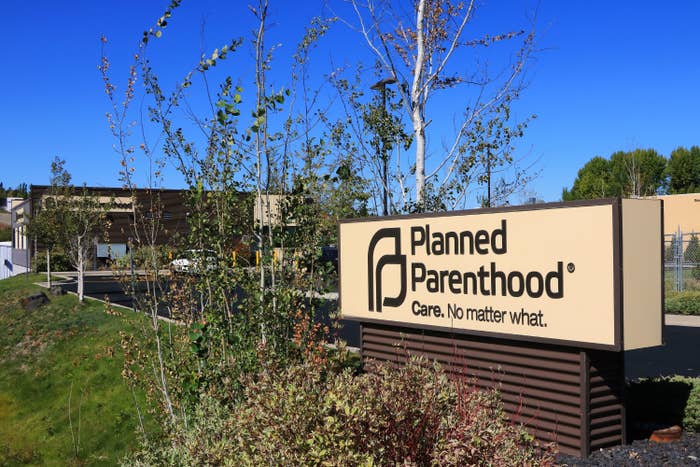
[{"x1": 664, "y1": 228, "x2": 700, "y2": 292}]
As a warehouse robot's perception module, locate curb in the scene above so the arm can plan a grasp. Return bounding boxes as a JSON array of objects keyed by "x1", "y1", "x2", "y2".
[
  {"x1": 666, "y1": 314, "x2": 700, "y2": 328},
  {"x1": 34, "y1": 281, "x2": 181, "y2": 325}
]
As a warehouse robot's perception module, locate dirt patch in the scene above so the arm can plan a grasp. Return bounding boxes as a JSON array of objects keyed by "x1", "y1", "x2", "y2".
[{"x1": 14, "y1": 333, "x2": 50, "y2": 359}]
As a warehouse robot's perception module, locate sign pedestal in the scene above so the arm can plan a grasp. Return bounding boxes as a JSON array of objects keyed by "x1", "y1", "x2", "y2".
[
  {"x1": 361, "y1": 322, "x2": 626, "y2": 458},
  {"x1": 340, "y1": 199, "x2": 663, "y2": 458}
]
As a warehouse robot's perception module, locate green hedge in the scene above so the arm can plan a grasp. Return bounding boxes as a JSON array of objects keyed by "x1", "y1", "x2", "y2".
[
  {"x1": 628, "y1": 376, "x2": 700, "y2": 432},
  {"x1": 665, "y1": 291, "x2": 700, "y2": 315},
  {"x1": 33, "y1": 250, "x2": 72, "y2": 273},
  {"x1": 684, "y1": 377, "x2": 700, "y2": 432}
]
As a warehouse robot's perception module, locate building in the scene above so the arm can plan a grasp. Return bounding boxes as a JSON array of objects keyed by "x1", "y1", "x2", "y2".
[
  {"x1": 10, "y1": 186, "x2": 191, "y2": 272},
  {"x1": 654, "y1": 192, "x2": 700, "y2": 235},
  {"x1": 0, "y1": 241, "x2": 13, "y2": 279},
  {"x1": 4, "y1": 197, "x2": 24, "y2": 212},
  {"x1": 9, "y1": 197, "x2": 31, "y2": 275}
]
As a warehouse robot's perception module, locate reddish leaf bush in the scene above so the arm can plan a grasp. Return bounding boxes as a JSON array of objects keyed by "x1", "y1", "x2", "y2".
[{"x1": 127, "y1": 357, "x2": 554, "y2": 466}]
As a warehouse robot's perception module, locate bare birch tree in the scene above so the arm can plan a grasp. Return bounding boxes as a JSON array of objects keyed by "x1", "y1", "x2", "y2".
[{"x1": 345, "y1": 0, "x2": 535, "y2": 210}]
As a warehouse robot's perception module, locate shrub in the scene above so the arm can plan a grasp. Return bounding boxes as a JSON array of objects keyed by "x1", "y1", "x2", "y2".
[
  {"x1": 681, "y1": 377, "x2": 700, "y2": 432},
  {"x1": 113, "y1": 245, "x2": 173, "y2": 270},
  {"x1": 126, "y1": 357, "x2": 554, "y2": 466},
  {"x1": 0, "y1": 225, "x2": 10, "y2": 242},
  {"x1": 665, "y1": 291, "x2": 700, "y2": 315},
  {"x1": 628, "y1": 376, "x2": 700, "y2": 433},
  {"x1": 33, "y1": 250, "x2": 71, "y2": 272},
  {"x1": 432, "y1": 382, "x2": 548, "y2": 466}
]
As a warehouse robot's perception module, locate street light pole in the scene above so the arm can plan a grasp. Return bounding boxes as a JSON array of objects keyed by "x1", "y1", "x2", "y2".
[{"x1": 371, "y1": 77, "x2": 397, "y2": 216}]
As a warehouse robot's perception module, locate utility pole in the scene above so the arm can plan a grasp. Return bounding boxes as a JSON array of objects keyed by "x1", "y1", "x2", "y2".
[
  {"x1": 371, "y1": 77, "x2": 397, "y2": 216},
  {"x1": 486, "y1": 156, "x2": 491, "y2": 208}
]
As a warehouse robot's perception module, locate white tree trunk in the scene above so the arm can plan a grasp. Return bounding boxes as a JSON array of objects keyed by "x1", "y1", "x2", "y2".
[
  {"x1": 46, "y1": 248, "x2": 51, "y2": 289},
  {"x1": 77, "y1": 241, "x2": 84, "y2": 302},
  {"x1": 413, "y1": 108, "x2": 426, "y2": 206},
  {"x1": 412, "y1": 0, "x2": 427, "y2": 206}
]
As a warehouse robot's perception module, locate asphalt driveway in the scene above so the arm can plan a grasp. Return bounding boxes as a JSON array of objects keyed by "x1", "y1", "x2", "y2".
[
  {"x1": 626, "y1": 315, "x2": 700, "y2": 380},
  {"x1": 44, "y1": 272, "x2": 696, "y2": 371},
  {"x1": 47, "y1": 272, "x2": 361, "y2": 346}
]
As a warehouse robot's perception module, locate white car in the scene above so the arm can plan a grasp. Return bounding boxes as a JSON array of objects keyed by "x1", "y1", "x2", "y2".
[{"x1": 170, "y1": 249, "x2": 217, "y2": 273}]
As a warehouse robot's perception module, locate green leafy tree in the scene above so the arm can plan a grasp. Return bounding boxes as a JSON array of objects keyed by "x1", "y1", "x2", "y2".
[
  {"x1": 28, "y1": 158, "x2": 69, "y2": 288},
  {"x1": 609, "y1": 148, "x2": 667, "y2": 197},
  {"x1": 0, "y1": 182, "x2": 28, "y2": 205},
  {"x1": 685, "y1": 234, "x2": 700, "y2": 263},
  {"x1": 29, "y1": 158, "x2": 110, "y2": 301},
  {"x1": 9, "y1": 183, "x2": 28, "y2": 199},
  {"x1": 685, "y1": 233, "x2": 700, "y2": 280},
  {"x1": 562, "y1": 156, "x2": 615, "y2": 200},
  {"x1": 563, "y1": 149, "x2": 667, "y2": 200},
  {"x1": 667, "y1": 146, "x2": 700, "y2": 194},
  {"x1": 665, "y1": 234, "x2": 679, "y2": 263},
  {"x1": 101, "y1": 1, "x2": 367, "y2": 430}
]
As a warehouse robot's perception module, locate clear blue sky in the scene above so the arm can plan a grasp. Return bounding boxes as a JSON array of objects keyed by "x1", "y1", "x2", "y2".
[{"x1": 1, "y1": 1, "x2": 699, "y2": 204}]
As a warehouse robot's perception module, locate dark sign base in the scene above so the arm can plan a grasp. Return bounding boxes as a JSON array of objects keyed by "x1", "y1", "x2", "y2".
[{"x1": 361, "y1": 322, "x2": 626, "y2": 458}]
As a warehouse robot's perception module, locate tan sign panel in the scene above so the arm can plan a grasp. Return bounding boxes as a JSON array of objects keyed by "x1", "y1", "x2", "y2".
[{"x1": 339, "y1": 199, "x2": 662, "y2": 350}]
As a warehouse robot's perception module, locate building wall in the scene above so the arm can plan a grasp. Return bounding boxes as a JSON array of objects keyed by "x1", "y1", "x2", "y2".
[
  {"x1": 10, "y1": 199, "x2": 30, "y2": 269},
  {"x1": 5, "y1": 197, "x2": 23, "y2": 212},
  {"x1": 13, "y1": 186, "x2": 196, "y2": 271},
  {"x1": 655, "y1": 193, "x2": 700, "y2": 235},
  {"x1": 0, "y1": 242, "x2": 17, "y2": 279}
]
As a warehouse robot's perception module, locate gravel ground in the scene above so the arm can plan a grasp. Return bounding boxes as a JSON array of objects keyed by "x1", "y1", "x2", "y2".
[{"x1": 556, "y1": 433, "x2": 700, "y2": 466}]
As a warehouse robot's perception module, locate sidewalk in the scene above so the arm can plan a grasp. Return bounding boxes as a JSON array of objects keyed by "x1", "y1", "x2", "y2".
[
  {"x1": 50, "y1": 270, "x2": 170, "y2": 278},
  {"x1": 666, "y1": 314, "x2": 700, "y2": 328}
]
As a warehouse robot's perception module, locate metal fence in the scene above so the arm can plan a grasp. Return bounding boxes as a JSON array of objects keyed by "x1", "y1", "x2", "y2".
[{"x1": 664, "y1": 228, "x2": 700, "y2": 292}]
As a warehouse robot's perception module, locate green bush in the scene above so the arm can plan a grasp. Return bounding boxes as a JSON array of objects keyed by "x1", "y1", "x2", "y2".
[
  {"x1": 125, "y1": 357, "x2": 554, "y2": 466},
  {"x1": 0, "y1": 226, "x2": 10, "y2": 242},
  {"x1": 665, "y1": 291, "x2": 700, "y2": 315},
  {"x1": 113, "y1": 245, "x2": 174, "y2": 270},
  {"x1": 628, "y1": 376, "x2": 700, "y2": 433},
  {"x1": 682, "y1": 377, "x2": 700, "y2": 432},
  {"x1": 33, "y1": 250, "x2": 72, "y2": 272}
]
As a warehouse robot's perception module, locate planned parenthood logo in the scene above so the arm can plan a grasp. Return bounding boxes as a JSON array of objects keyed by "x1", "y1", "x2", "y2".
[{"x1": 367, "y1": 228, "x2": 407, "y2": 312}]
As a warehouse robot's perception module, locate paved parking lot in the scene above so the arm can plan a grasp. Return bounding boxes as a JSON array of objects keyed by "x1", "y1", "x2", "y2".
[
  {"x1": 52, "y1": 274, "x2": 141, "y2": 309},
  {"x1": 48, "y1": 272, "x2": 361, "y2": 346},
  {"x1": 45, "y1": 272, "x2": 697, "y2": 373},
  {"x1": 626, "y1": 315, "x2": 700, "y2": 379}
]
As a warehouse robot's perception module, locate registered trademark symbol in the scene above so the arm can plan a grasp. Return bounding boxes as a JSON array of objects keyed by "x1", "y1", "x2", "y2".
[{"x1": 567, "y1": 263, "x2": 575, "y2": 273}]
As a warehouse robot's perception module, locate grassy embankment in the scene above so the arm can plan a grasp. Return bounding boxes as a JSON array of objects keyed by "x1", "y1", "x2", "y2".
[{"x1": 0, "y1": 274, "x2": 154, "y2": 465}]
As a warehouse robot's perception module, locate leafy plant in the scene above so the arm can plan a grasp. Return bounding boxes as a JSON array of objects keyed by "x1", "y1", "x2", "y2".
[
  {"x1": 29, "y1": 157, "x2": 112, "y2": 301},
  {"x1": 33, "y1": 249, "x2": 72, "y2": 273},
  {"x1": 101, "y1": 0, "x2": 370, "y2": 432},
  {"x1": 665, "y1": 291, "x2": 700, "y2": 315},
  {"x1": 627, "y1": 376, "x2": 700, "y2": 433},
  {"x1": 126, "y1": 357, "x2": 554, "y2": 465},
  {"x1": 684, "y1": 377, "x2": 700, "y2": 432},
  {"x1": 0, "y1": 225, "x2": 10, "y2": 242}
]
